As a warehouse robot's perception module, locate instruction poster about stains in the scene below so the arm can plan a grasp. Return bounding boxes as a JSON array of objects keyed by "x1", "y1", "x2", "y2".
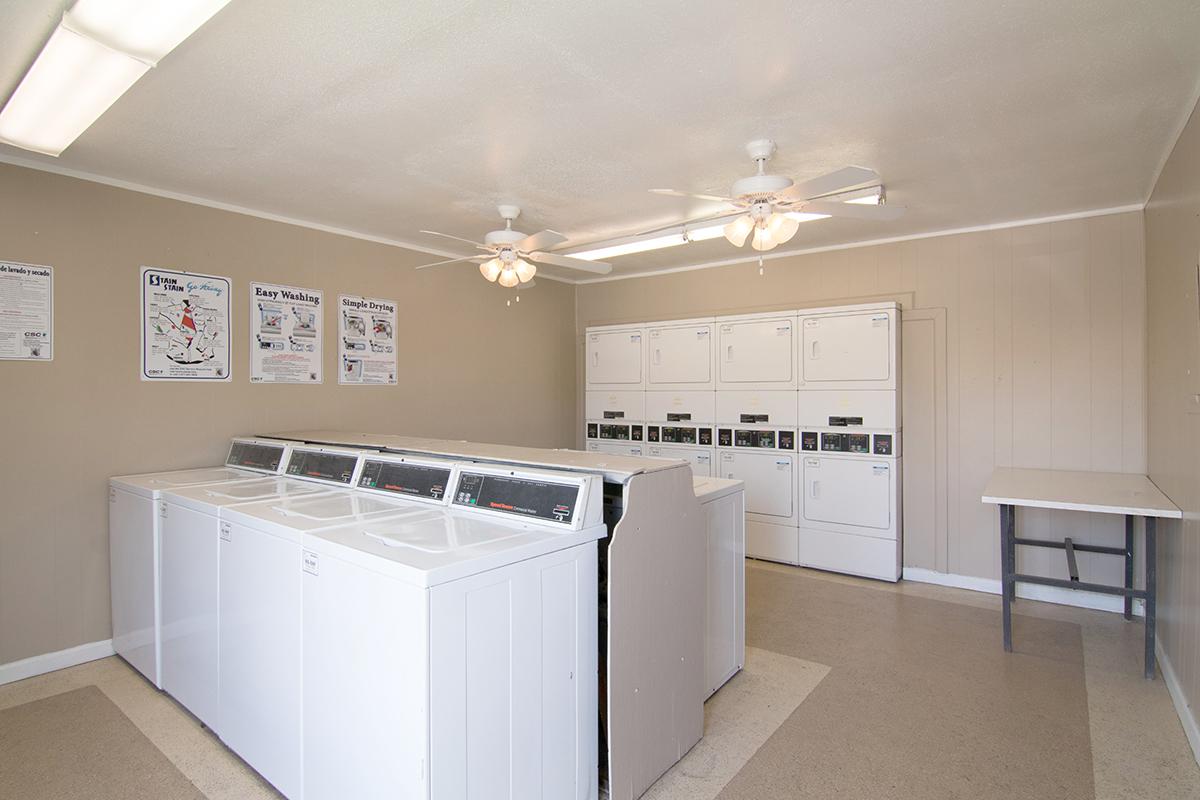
[
  {"x1": 250, "y1": 282, "x2": 323, "y2": 384},
  {"x1": 141, "y1": 267, "x2": 231, "y2": 381},
  {"x1": 338, "y1": 294, "x2": 396, "y2": 385},
  {"x1": 0, "y1": 261, "x2": 52, "y2": 360}
]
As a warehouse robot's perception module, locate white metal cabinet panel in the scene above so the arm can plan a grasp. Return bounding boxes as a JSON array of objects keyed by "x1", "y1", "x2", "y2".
[
  {"x1": 797, "y1": 527, "x2": 901, "y2": 581},
  {"x1": 745, "y1": 520, "x2": 799, "y2": 565},
  {"x1": 109, "y1": 487, "x2": 159, "y2": 686},
  {"x1": 159, "y1": 502, "x2": 220, "y2": 728},
  {"x1": 797, "y1": 389, "x2": 899, "y2": 429},
  {"x1": 585, "y1": 390, "x2": 645, "y2": 421},
  {"x1": 218, "y1": 524, "x2": 303, "y2": 800},
  {"x1": 302, "y1": 552, "x2": 429, "y2": 800},
  {"x1": 715, "y1": 390, "x2": 798, "y2": 426},
  {"x1": 718, "y1": 450, "x2": 795, "y2": 523},
  {"x1": 715, "y1": 314, "x2": 797, "y2": 389},
  {"x1": 644, "y1": 390, "x2": 716, "y2": 424},
  {"x1": 700, "y1": 489, "x2": 744, "y2": 697},
  {"x1": 587, "y1": 441, "x2": 644, "y2": 457},
  {"x1": 648, "y1": 320, "x2": 715, "y2": 389},
  {"x1": 586, "y1": 327, "x2": 645, "y2": 389},
  {"x1": 648, "y1": 444, "x2": 713, "y2": 476},
  {"x1": 429, "y1": 544, "x2": 597, "y2": 799},
  {"x1": 802, "y1": 456, "x2": 892, "y2": 530}
]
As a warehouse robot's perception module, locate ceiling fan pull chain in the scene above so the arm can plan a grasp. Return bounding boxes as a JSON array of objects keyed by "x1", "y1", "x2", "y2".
[{"x1": 759, "y1": 255, "x2": 765, "y2": 276}]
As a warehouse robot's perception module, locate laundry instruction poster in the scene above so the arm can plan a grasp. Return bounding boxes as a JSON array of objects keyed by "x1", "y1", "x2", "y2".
[
  {"x1": 141, "y1": 267, "x2": 231, "y2": 381},
  {"x1": 250, "y1": 282, "x2": 323, "y2": 383},
  {"x1": 0, "y1": 261, "x2": 53, "y2": 360},
  {"x1": 338, "y1": 294, "x2": 396, "y2": 385}
]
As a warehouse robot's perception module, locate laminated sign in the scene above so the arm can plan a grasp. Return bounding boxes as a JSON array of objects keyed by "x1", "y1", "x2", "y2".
[
  {"x1": 250, "y1": 282, "x2": 323, "y2": 384},
  {"x1": 338, "y1": 294, "x2": 397, "y2": 385},
  {"x1": 141, "y1": 267, "x2": 231, "y2": 381},
  {"x1": 0, "y1": 261, "x2": 53, "y2": 360}
]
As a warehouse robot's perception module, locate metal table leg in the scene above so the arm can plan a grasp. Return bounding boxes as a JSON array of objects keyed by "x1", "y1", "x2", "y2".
[
  {"x1": 1124, "y1": 515, "x2": 1134, "y2": 620},
  {"x1": 1001, "y1": 504, "x2": 1013, "y2": 652},
  {"x1": 1144, "y1": 517, "x2": 1157, "y2": 680}
]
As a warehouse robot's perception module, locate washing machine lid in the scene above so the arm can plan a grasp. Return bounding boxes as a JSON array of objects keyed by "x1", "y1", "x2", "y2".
[
  {"x1": 163, "y1": 477, "x2": 338, "y2": 513},
  {"x1": 305, "y1": 511, "x2": 606, "y2": 588},
  {"x1": 218, "y1": 492, "x2": 434, "y2": 542},
  {"x1": 693, "y1": 476, "x2": 743, "y2": 502},
  {"x1": 110, "y1": 466, "x2": 266, "y2": 498}
]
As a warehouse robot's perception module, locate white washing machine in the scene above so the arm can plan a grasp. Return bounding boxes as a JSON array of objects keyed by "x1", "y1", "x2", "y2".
[
  {"x1": 715, "y1": 424, "x2": 799, "y2": 564},
  {"x1": 301, "y1": 463, "x2": 606, "y2": 800},
  {"x1": 692, "y1": 476, "x2": 745, "y2": 698},
  {"x1": 157, "y1": 444, "x2": 364, "y2": 731},
  {"x1": 797, "y1": 429, "x2": 902, "y2": 581},
  {"x1": 214, "y1": 453, "x2": 457, "y2": 799},
  {"x1": 108, "y1": 437, "x2": 299, "y2": 687}
]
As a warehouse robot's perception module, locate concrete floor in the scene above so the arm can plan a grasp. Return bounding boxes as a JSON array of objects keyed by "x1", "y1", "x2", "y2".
[{"x1": 0, "y1": 561, "x2": 1196, "y2": 799}]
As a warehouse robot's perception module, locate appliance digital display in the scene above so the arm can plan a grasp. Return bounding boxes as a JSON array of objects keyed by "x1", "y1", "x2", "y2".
[
  {"x1": 286, "y1": 450, "x2": 357, "y2": 484},
  {"x1": 358, "y1": 460, "x2": 451, "y2": 500},
  {"x1": 226, "y1": 441, "x2": 286, "y2": 472},
  {"x1": 453, "y1": 472, "x2": 579, "y2": 523}
]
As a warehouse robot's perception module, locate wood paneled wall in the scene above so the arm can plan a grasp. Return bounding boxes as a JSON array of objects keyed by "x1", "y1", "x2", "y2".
[{"x1": 576, "y1": 211, "x2": 1147, "y2": 589}]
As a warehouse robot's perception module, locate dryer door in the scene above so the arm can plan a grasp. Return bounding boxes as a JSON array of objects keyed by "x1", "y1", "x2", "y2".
[
  {"x1": 801, "y1": 311, "x2": 891, "y2": 383},
  {"x1": 802, "y1": 456, "x2": 891, "y2": 529},
  {"x1": 586, "y1": 330, "x2": 643, "y2": 387},
  {"x1": 719, "y1": 450, "x2": 794, "y2": 519},
  {"x1": 648, "y1": 323, "x2": 713, "y2": 387},
  {"x1": 717, "y1": 317, "x2": 795, "y2": 386}
]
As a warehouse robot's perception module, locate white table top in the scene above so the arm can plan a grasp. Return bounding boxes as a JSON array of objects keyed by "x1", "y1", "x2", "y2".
[{"x1": 981, "y1": 468, "x2": 1181, "y2": 519}]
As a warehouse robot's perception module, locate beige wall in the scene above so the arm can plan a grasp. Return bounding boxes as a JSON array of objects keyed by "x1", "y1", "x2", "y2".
[
  {"x1": 1146, "y1": 100, "x2": 1200, "y2": 727},
  {"x1": 0, "y1": 163, "x2": 577, "y2": 664},
  {"x1": 576, "y1": 211, "x2": 1147, "y2": 587}
]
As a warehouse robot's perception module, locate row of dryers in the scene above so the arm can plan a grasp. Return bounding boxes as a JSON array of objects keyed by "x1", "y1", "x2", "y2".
[
  {"x1": 584, "y1": 301, "x2": 901, "y2": 581},
  {"x1": 110, "y1": 438, "x2": 605, "y2": 800}
]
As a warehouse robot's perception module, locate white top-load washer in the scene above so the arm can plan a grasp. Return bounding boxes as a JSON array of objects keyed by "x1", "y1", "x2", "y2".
[
  {"x1": 108, "y1": 437, "x2": 300, "y2": 687},
  {"x1": 300, "y1": 461, "x2": 606, "y2": 800},
  {"x1": 214, "y1": 452, "x2": 460, "y2": 800},
  {"x1": 156, "y1": 444, "x2": 365, "y2": 732}
]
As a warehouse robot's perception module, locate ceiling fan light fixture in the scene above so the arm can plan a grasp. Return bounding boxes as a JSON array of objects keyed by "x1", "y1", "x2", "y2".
[
  {"x1": 515, "y1": 258, "x2": 536, "y2": 283},
  {"x1": 766, "y1": 212, "x2": 800, "y2": 245},
  {"x1": 723, "y1": 215, "x2": 754, "y2": 247},
  {"x1": 480, "y1": 258, "x2": 502, "y2": 282},
  {"x1": 497, "y1": 268, "x2": 520, "y2": 288},
  {"x1": 751, "y1": 226, "x2": 777, "y2": 252}
]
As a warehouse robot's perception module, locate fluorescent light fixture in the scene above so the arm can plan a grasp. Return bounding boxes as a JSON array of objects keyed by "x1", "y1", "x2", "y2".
[
  {"x1": 826, "y1": 186, "x2": 884, "y2": 205},
  {"x1": 684, "y1": 224, "x2": 727, "y2": 242},
  {"x1": 786, "y1": 211, "x2": 832, "y2": 222},
  {"x1": 570, "y1": 233, "x2": 688, "y2": 261},
  {"x1": 0, "y1": 0, "x2": 232, "y2": 157}
]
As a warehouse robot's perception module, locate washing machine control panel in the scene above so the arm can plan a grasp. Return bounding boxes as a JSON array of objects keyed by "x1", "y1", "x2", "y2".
[
  {"x1": 358, "y1": 458, "x2": 453, "y2": 502},
  {"x1": 453, "y1": 471, "x2": 582, "y2": 526},
  {"x1": 226, "y1": 439, "x2": 290, "y2": 473},
  {"x1": 286, "y1": 448, "x2": 360, "y2": 485}
]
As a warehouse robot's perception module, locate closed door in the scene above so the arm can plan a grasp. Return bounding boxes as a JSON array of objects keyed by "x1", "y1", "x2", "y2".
[
  {"x1": 219, "y1": 525, "x2": 303, "y2": 799},
  {"x1": 719, "y1": 451, "x2": 793, "y2": 518},
  {"x1": 160, "y1": 502, "x2": 219, "y2": 728},
  {"x1": 803, "y1": 457, "x2": 891, "y2": 529},
  {"x1": 801, "y1": 312, "x2": 891, "y2": 383},
  {"x1": 717, "y1": 318, "x2": 795, "y2": 385},
  {"x1": 648, "y1": 324, "x2": 713, "y2": 387},
  {"x1": 586, "y1": 330, "x2": 643, "y2": 386}
]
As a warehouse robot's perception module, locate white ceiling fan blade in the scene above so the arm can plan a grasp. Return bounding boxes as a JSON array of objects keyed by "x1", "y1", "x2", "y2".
[
  {"x1": 529, "y1": 251, "x2": 613, "y2": 275},
  {"x1": 516, "y1": 229, "x2": 568, "y2": 253},
  {"x1": 418, "y1": 229, "x2": 491, "y2": 250},
  {"x1": 636, "y1": 209, "x2": 743, "y2": 237},
  {"x1": 413, "y1": 255, "x2": 488, "y2": 270},
  {"x1": 781, "y1": 166, "x2": 881, "y2": 201},
  {"x1": 650, "y1": 188, "x2": 736, "y2": 203},
  {"x1": 798, "y1": 199, "x2": 906, "y2": 221}
]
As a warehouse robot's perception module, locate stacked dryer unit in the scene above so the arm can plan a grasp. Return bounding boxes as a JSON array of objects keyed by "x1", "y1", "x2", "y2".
[
  {"x1": 583, "y1": 300, "x2": 902, "y2": 582},
  {"x1": 795, "y1": 303, "x2": 902, "y2": 581},
  {"x1": 644, "y1": 317, "x2": 717, "y2": 476},
  {"x1": 584, "y1": 323, "x2": 646, "y2": 457}
]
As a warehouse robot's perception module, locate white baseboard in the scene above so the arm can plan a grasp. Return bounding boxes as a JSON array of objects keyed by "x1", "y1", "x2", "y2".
[
  {"x1": 0, "y1": 639, "x2": 115, "y2": 687},
  {"x1": 902, "y1": 567, "x2": 1146, "y2": 617},
  {"x1": 1157, "y1": 639, "x2": 1200, "y2": 769}
]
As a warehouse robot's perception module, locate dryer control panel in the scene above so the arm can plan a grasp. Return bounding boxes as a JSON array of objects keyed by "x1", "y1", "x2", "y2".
[
  {"x1": 586, "y1": 421, "x2": 644, "y2": 442},
  {"x1": 646, "y1": 424, "x2": 713, "y2": 446},
  {"x1": 716, "y1": 427, "x2": 796, "y2": 451},
  {"x1": 798, "y1": 429, "x2": 900, "y2": 457}
]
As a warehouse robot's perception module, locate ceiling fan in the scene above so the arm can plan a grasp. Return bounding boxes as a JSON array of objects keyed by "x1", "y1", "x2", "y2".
[
  {"x1": 649, "y1": 139, "x2": 905, "y2": 252},
  {"x1": 414, "y1": 205, "x2": 612, "y2": 285}
]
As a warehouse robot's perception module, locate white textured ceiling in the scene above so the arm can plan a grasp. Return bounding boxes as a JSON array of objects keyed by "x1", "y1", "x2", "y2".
[{"x1": 2, "y1": 0, "x2": 1199, "y2": 280}]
